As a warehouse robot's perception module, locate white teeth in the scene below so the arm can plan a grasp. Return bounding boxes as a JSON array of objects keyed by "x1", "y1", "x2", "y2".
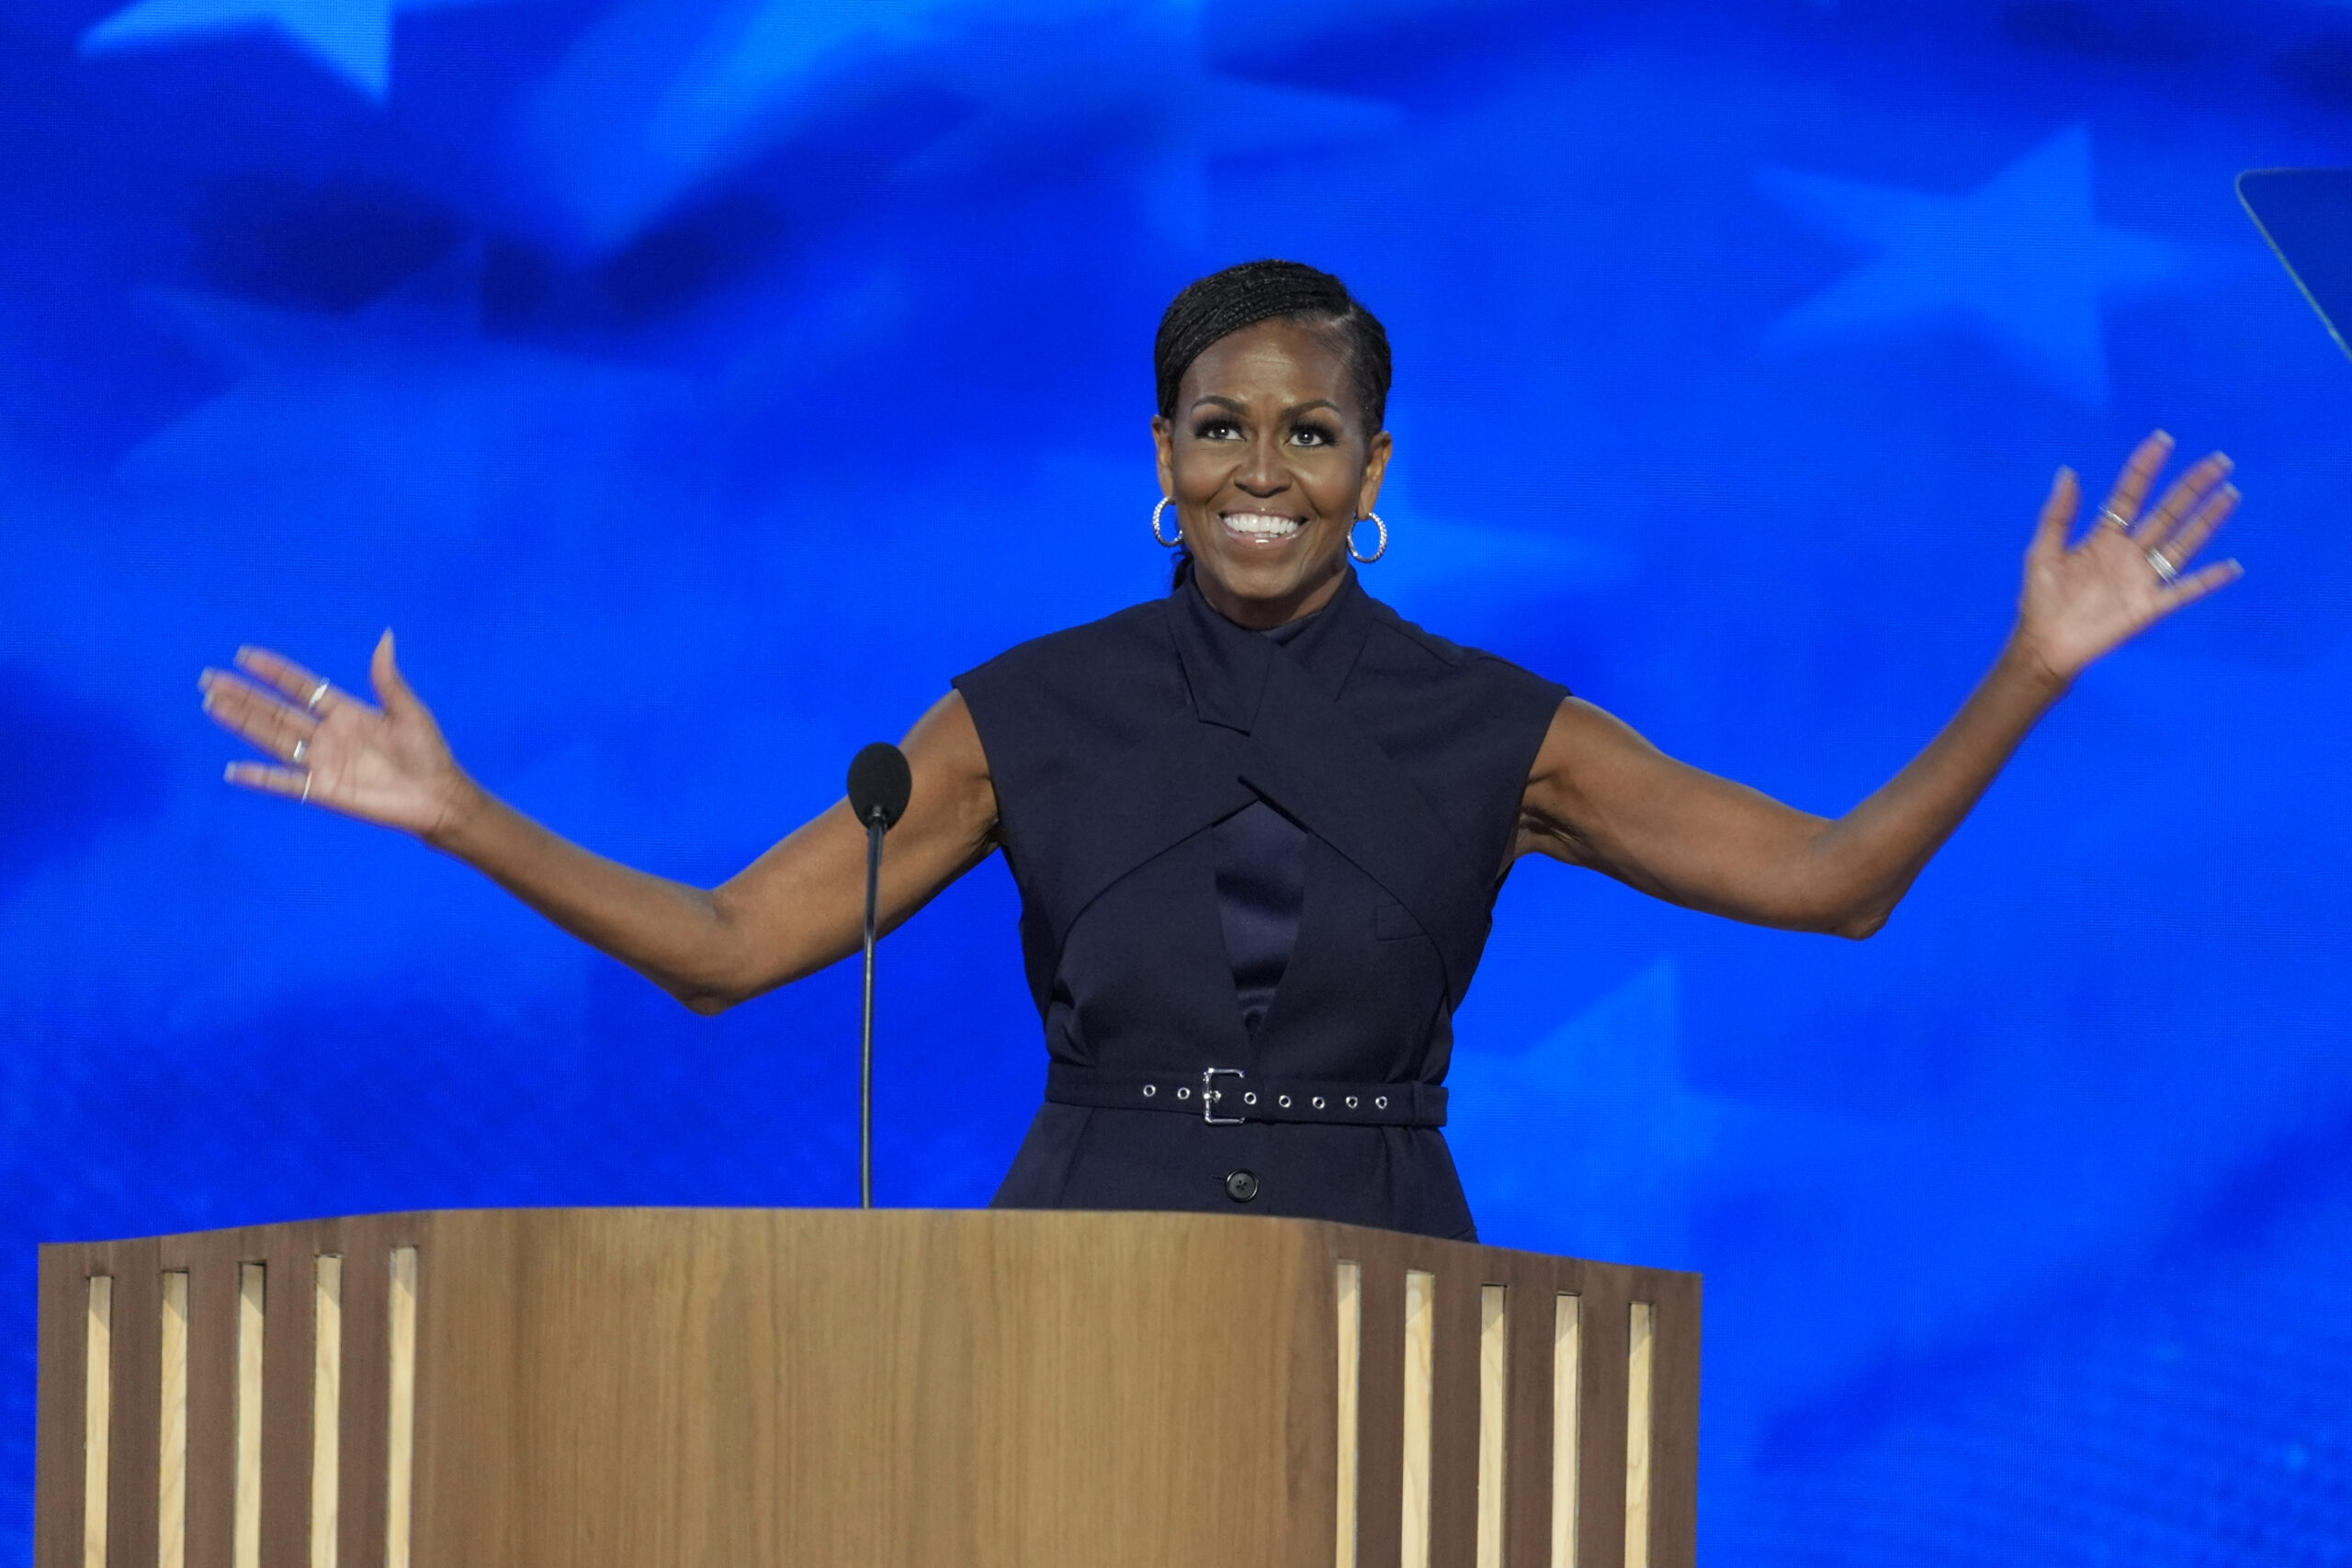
[{"x1": 1224, "y1": 513, "x2": 1302, "y2": 538}]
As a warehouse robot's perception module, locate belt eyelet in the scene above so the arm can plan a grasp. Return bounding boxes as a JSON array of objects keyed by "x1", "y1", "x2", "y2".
[
  {"x1": 1243, "y1": 1091, "x2": 1258, "y2": 1105},
  {"x1": 1177, "y1": 1086, "x2": 1191, "y2": 1100},
  {"x1": 1142, "y1": 1084, "x2": 1157, "y2": 1098},
  {"x1": 1278, "y1": 1094, "x2": 1292, "y2": 1109},
  {"x1": 1375, "y1": 1095, "x2": 1388, "y2": 1110},
  {"x1": 1312, "y1": 1096, "x2": 1327, "y2": 1110},
  {"x1": 1345, "y1": 1095, "x2": 1360, "y2": 1109}
]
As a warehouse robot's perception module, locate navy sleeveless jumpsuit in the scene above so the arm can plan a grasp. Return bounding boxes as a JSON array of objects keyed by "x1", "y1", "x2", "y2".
[{"x1": 954, "y1": 570, "x2": 1564, "y2": 1239}]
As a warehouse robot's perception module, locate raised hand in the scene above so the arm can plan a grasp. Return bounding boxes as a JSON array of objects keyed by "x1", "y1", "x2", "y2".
[
  {"x1": 199, "y1": 632, "x2": 474, "y2": 840},
  {"x1": 2014, "y1": 431, "x2": 2243, "y2": 683}
]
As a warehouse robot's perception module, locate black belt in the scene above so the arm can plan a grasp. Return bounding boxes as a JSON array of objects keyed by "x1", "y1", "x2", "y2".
[{"x1": 1046, "y1": 1063, "x2": 1447, "y2": 1128}]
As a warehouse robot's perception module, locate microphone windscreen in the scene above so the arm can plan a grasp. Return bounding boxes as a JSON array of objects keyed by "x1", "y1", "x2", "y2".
[{"x1": 847, "y1": 741, "x2": 914, "y2": 829}]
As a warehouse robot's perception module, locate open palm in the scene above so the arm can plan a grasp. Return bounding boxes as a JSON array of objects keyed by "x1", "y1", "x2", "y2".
[
  {"x1": 2017, "y1": 431, "x2": 2243, "y2": 682},
  {"x1": 199, "y1": 631, "x2": 470, "y2": 839}
]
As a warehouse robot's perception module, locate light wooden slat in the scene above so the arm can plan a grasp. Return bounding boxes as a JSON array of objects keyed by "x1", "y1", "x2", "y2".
[
  {"x1": 1623, "y1": 1303, "x2": 1654, "y2": 1568},
  {"x1": 36, "y1": 1211, "x2": 1703, "y2": 1568},
  {"x1": 1476, "y1": 1285, "x2": 1508, "y2": 1568},
  {"x1": 311, "y1": 1257, "x2": 343, "y2": 1568},
  {"x1": 83, "y1": 1277, "x2": 112, "y2": 1568},
  {"x1": 233, "y1": 1265, "x2": 265, "y2": 1568},
  {"x1": 1552, "y1": 1292, "x2": 1581, "y2": 1568},
  {"x1": 1399, "y1": 1270, "x2": 1435, "y2": 1568},
  {"x1": 385, "y1": 1246, "x2": 417, "y2": 1568},
  {"x1": 1334, "y1": 1262, "x2": 1360, "y2": 1568},
  {"x1": 158, "y1": 1272, "x2": 187, "y2": 1568}
]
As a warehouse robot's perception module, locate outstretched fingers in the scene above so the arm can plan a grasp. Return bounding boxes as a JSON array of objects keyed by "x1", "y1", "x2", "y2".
[
  {"x1": 2032, "y1": 466, "x2": 2078, "y2": 562},
  {"x1": 2095, "y1": 429, "x2": 2175, "y2": 533},
  {"x1": 200, "y1": 667, "x2": 317, "y2": 763},
  {"x1": 2145, "y1": 479, "x2": 2245, "y2": 612},
  {"x1": 2136, "y1": 451, "x2": 2233, "y2": 547},
  {"x1": 232, "y1": 644, "x2": 344, "y2": 716},
  {"x1": 2161, "y1": 558, "x2": 2245, "y2": 610},
  {"x1": 368, "y1": 629, "x2": 417, "y2": 716},
  {"x1": 222, "y1": 761, "x2": 315, "y2": 800},
  {"x1": 2152, "y1": 480, "x2": 2240, "y2": 570}
]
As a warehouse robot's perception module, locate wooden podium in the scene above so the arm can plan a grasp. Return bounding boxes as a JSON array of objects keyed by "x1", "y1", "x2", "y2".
[{"x1": 38, "y1": 1210, "x2": 1699, "y2": 1568}]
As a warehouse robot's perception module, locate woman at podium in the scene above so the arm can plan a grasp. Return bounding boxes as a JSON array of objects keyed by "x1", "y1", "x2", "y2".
[{"x1": 198, "y1": 261, "x2": 2241, "y2": 1241}]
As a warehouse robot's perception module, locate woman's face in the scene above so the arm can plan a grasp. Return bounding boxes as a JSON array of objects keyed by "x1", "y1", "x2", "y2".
[{"x1": 1152, "y1": 318, "x2": 1392, "y2": 629}]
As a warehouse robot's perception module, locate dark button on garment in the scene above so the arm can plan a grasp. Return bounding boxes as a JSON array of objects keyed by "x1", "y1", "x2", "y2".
[{"x1": 1225, "y1": 1169, "x2": 1260, "y2": 1203}]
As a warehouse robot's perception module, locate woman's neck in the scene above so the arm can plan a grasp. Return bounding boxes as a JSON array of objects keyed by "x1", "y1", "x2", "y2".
[{"x1": 1191, "y1": 560, "x2": 1351, "y2": 630}]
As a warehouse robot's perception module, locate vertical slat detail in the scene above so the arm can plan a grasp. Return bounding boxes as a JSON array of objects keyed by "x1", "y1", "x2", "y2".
[
  {"x1": 1500, "y1": 1268, "x2": 1555, "y2": 1568},
  {"x1": 1334, "y1": 1261, "x2": 1361, "y2": 1568},
  {"x1": 1353, "y1": 1244, "x2": 1407, "y2": 1568},
  {"x1": 1623, "y1": 1302, "x2": 1654, "y2": 1568},
  {"x1": 311, "y1": 1257, "x2": 343, "y2": 1568},
  {"x1": 158, "y1": 1273, "x2": 188, "y2": 1568},
  {"x1": 232, "y1": 1266, "x2": 265, "y2": 1568},
  {"x1": 1476, "y1": 1285, "x2": 1509, "y2": 1568},
  {"x1": 1552, "y1": 1293, "x2": 1582, "y2": 1568},
  {"x1": 1400, "y1": 1269, "x2": 1436, "y2": 1568},
  {"x1": 83, "y1": 1277, "x2": 113, "y2": 1568},
  {"x1": 37, "y1": 1211, "x2": 1698, "y2": 1567},
  {"x1": 384, "y1": 1247, "x2": 418, "y2": 1568},
  {"x1": 1642, "y1": 1278, "x2": 1702, "y2": 1568}
]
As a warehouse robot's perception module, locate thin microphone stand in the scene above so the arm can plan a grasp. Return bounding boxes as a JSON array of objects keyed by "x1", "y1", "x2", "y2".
[
  {"x1": 860, "y1": 808, "x2": 884, "y2": 1209},
  {"x1": 847, "y1": 739, "x2": 908, "y2": 1211}
]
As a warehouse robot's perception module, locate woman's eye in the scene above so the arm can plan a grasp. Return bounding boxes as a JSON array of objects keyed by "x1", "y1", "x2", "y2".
[
  {"x1": 1193, "y1": 418, "x2": 1240, "y2": 440},
  {"x1": 1291, "y1": 423, "x2": 1335, "y2": 447}
]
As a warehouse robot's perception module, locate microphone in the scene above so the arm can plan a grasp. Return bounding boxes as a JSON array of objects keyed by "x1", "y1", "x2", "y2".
[
  {"x1": 848, "y1": 741, "x2": 913, "y2": 830},
  {"x1": 847, "y1": 742, "x2": 911, "y2": 1209}
]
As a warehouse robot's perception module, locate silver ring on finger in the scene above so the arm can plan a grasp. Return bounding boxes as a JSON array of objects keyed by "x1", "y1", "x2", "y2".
[
  {"x1": 300, "y1": 773, "x2": 311, "y2": 804},
  {"x1": 307, "y1": 679, "x2": 331, "y2": 713},
  {"x1": 2098, "y1": 506, "x2": 2132, "y2": 532},
  {"x1": 2147, "y1": 547, "x2": 2180, "y2": 585},
  {"x1": 291, "y1": 738, "x2": 309, "y2": 765}
]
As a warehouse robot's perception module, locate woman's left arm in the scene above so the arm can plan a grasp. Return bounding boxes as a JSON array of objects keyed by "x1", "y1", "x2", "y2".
[{"x1": 1517, "y1": 432, "x2": 2242, "y2": 938}]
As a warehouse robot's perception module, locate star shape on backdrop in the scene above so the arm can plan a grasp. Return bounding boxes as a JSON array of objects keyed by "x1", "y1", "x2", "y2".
[
  {"x1": 1446, "y1": 959, "x2": 1728, "y2": 1258},
  {"x1": 80, "y1": 0, "x2": 504, "y2": 101},
  {"x1": 120, "y1": 244, "x2": 701, "y2": 542},
  {"x1": 516, "y1": 0, "x2": 1401, "y2": 252},
  {"x1": 1758, "y1": 124, "x2": 2185, "y2": 404},
  {"x1": 1363, "y1": 470, "x2": 1634, "y2": 613}
]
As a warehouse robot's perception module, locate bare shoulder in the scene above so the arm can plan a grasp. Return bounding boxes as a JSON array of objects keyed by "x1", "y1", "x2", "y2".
[
  {"x1": 905, "y1": 688, "x2": 988, "y2": 765},
  {"x1": 900, "y1": 690, "x2": 1000, "y2": 843},
  {"x1": 1516, "y1": 696, "x2": 1674, "y2": 866},
  {"x1": 1526, "y1": 696, "x2": 1662, "y2": 786}
]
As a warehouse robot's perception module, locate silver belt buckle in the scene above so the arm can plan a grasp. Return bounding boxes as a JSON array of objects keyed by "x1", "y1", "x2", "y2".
[{"x1": 1202, "y1": 1067, "x2": 1244, "y2": 1125}]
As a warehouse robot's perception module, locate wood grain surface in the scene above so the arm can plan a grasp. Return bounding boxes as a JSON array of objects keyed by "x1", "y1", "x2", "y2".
[{"x1": 35, "y1": 1210, "x2": 1700, "y2": 1568}]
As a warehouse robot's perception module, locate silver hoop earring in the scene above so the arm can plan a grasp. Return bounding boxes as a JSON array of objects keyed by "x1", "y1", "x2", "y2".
[
  {"x1": 1151, "y1": 496, "x2": 1182, "y2": 547},
  {"x1": 1349, "y1": 513, "x2": 1388, "y2": 564}
]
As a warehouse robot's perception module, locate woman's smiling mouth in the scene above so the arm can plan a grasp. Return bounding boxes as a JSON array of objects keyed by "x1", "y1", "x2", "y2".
[{"x1": 1221, "y1": 510, "x2": 1304, "y2": 544}]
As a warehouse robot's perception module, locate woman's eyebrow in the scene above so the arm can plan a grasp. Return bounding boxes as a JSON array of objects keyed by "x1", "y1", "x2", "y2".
[{"x1": 1186, "y1": 395, "x2": 1344, "y2": 416}]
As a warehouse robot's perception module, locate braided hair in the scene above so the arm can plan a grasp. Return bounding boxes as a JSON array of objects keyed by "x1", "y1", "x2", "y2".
[
  {"x1": 1154, "y1": 261, "x2": 1391, "y2": 587},
  {"x1": 1154, "y1": 259, "x2": 1392, "y2": 434}
]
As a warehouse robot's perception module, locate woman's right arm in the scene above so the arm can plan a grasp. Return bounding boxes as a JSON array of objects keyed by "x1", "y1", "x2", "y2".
[{"x1": 200, "y1": 632, "x2": 1001, "y2": 1013}]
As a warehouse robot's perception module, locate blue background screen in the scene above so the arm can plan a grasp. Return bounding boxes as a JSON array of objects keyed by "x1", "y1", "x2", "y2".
[{"x1": 3, "y1": 0, "x2": 2348, "y2": 1559}]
